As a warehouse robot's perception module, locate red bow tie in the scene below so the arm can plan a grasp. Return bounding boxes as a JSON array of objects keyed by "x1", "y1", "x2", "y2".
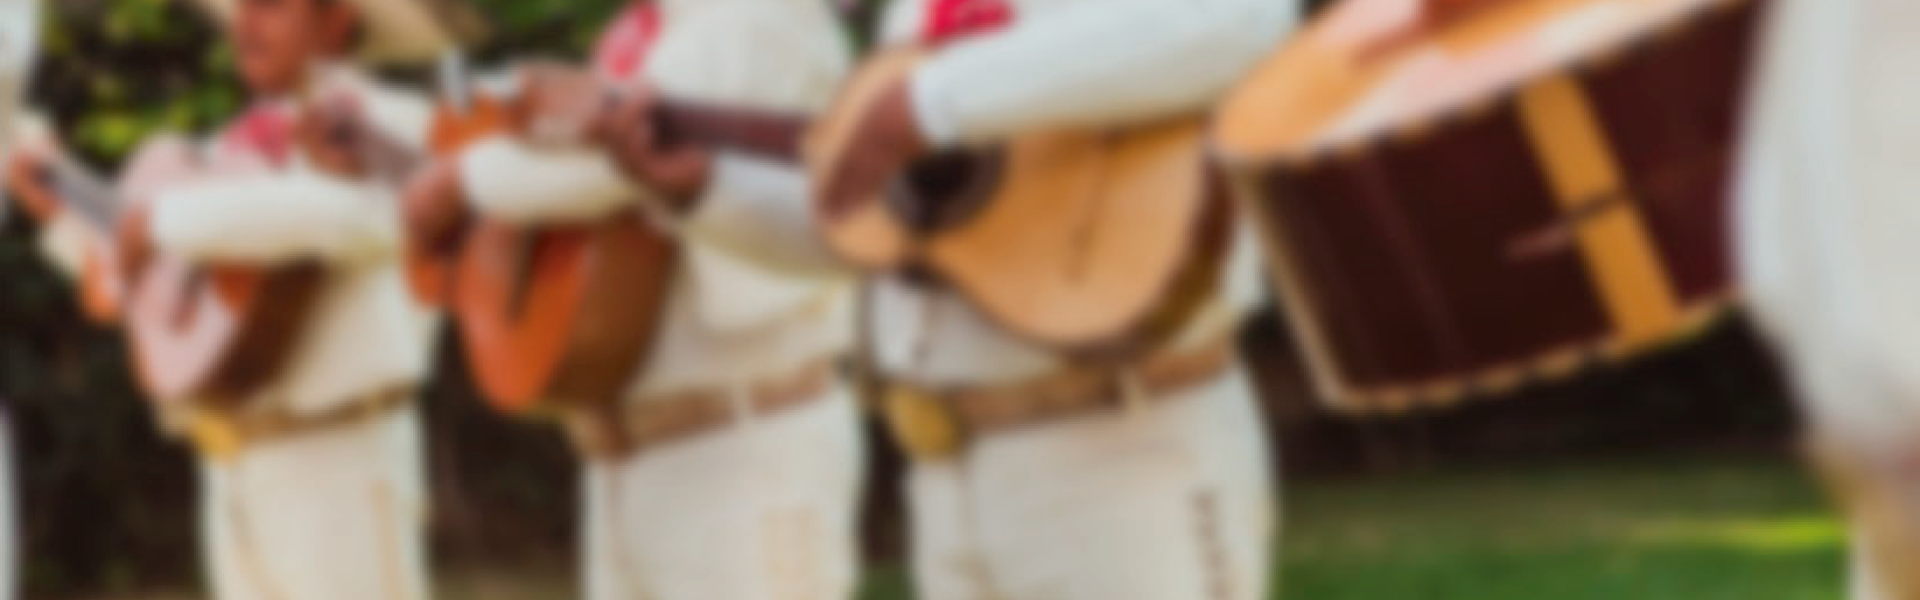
[
  {"x1": 595, "y1": 3, "x2": 664, "y2": 79},
  {"x1": 923, "y1": 0, "x2": 1014, "y2": 46},
  {"x1": 224, "y1": 106, "x2": 296, "y2": 166}
]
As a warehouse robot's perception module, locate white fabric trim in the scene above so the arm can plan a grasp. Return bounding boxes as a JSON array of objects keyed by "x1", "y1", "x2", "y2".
[
  {"x1": 458, "y1": 136, "x2": 648, "y2": 225},
  {"x1": 149, "y1": 170, "x2": 400, "y2": 266}
]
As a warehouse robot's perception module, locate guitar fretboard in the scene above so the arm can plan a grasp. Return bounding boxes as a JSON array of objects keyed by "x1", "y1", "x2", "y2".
[{"x1": 34, "y1": 154, "x2": 120, "y2": 231}]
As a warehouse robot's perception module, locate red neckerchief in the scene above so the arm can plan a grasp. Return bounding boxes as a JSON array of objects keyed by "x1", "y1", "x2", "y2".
[
  {"x1": 594, "y1": 2, "x2": 664, "y2": 79},
  {"x1": 220, "y1": 104, "x2": 296, "y2": 167},
  {"x1": 921, "y1": 0, "x2": 1014, "y2": 46}
]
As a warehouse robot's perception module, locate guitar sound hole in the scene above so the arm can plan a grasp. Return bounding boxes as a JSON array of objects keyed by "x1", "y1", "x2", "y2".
[{"x1": 891, "y1": 150, "x2": 1002, "y2": 235}]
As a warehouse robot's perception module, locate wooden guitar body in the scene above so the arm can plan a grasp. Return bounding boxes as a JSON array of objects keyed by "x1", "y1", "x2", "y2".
[
  {"x1": 1213, "y1": 0, "x2": 1762, "y2": 412},
  {"x1": 421, "y1": 91, "x2": 677, "y2": 415},
  {"x1": 7, "y1": 140, "x2": 324, "y2": 403},
  {"x1": 813, "y1": 48, "x2": 1229, "y2": 355},
  {"x1": 127, "y1": 257, "x2": 324, "y2": 403},
  {"x1": 408, "y1": 97, "x2": 510, "y2": 308},
  {"x1": 455, "y1": 217, "x2": 674, "y2": 412}
]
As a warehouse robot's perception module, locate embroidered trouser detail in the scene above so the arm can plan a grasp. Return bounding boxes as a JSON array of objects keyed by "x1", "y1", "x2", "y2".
[
  {"x1": 907, "y1": 367, "x2": 1277, "y2": 600},
  {"x1": 202, "y1": 408, "x2": 429, "y2": 600},
  {"x1": 582, "y1": 389, "x2": 865, "y2": 600}
]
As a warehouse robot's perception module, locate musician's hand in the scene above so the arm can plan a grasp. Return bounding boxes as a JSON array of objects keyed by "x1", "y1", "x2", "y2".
[
  {"x1": 593, "y1": 85, "x2": 713, "y2": 209},
  {"x1": 816, "y1": 81, "x2": 927, "y2": 220},
  {"x1": 6, "y1": 135, "x2": 61, "y2": 221},
  {"x1": 513, "y1": 63, "x2": 607, "y2": 147},
  {"x1": 401, "y1": 159, "x2": 470, "y2": 254},
  {"x1": 115, "y1": 202, "x2": 155, "y2": 277},
  {"x1": 299, "y1": 94, "x2": 372, "y2": 178}
]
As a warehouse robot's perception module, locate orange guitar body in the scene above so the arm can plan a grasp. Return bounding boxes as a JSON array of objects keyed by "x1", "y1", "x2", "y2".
[
  {"x1": 810, "y1": 48, "x2": 1229, "y2": 355},
  {"x1": 455, "y1": 218, "x2": 673, "y2": 412},
  {"x1": 409, "y1": 98, "x2": 510, "y2": 307},
  {"x1": 421, "y1": 96, "x2": 676, "y2": 414}
]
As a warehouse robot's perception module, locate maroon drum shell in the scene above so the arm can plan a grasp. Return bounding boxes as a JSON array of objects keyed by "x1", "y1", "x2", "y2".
[{"x1": 1248, "y1": 1, "x2": 1760, "y2": 404}]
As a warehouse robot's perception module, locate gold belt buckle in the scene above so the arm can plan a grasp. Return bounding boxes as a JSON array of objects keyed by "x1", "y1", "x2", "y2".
[
  {"x1": 882, "y1": 386, "x2": 965, "y2": 461},
  {"x1": 189, "y1": 412, "x2": 245, "y2": 462}
]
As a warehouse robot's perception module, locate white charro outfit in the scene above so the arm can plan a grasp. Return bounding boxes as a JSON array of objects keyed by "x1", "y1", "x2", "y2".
[
  {"x1": 108, "y1": 1, "x2": 460, "y2": 597},
  {"x1": 454, "y1": 1, "x2": 863, "y2": 599},
  {"x1": 35, "y1": 66, "x2": 439, "y2": 600},
  {"x1": 867, "y1": 3, "x2": 1294, "y2": 599},
  {"x1": 1736, "y1": 0, "x2": 1920, "y2": 598},
  {"x1": 660, "y1": 0, "x2": 1291, "y2": 597},
  {"x1": 160, "y1": 67, "x2": 437, "y2": 600}
]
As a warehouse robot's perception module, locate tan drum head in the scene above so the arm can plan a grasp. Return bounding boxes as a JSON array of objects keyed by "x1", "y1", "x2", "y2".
[{"x1": 1213, "y1": 0, "x2": 1740, "y2": 168}]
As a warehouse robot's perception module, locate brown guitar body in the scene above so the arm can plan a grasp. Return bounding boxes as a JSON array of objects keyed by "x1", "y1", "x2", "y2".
[
  {"x1": 813, "y1": 48, "x2": 1228, "y2": 355},
  {"x1": 1213, "y1": 0, "x2": 1761, "y2": 412},
  {"x1": 408, "y1": 97, "x2": 511, "y2": 308},
  {"x1": 7, "y1": 140, "x2": 324, "y2": 403},
  {"x1": 421, "y1": 90, "x2": 680, "y2": 415},
  {"x1": 128, "y1": 258, "x2": 324, "y2": 403},
  {"x1": 454, "y1": 217, "x2": 675, "y2": 413}
]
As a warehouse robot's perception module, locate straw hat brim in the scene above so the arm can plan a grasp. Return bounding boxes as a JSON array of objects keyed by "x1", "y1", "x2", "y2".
[{"x1": 192, "y1": 0, "x2": 486, "y2": 66}]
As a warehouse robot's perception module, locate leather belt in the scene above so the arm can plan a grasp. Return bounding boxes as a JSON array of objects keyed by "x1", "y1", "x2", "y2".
[
  {"x1": 186, "y1": 384, "x2": 417, "y2": 461},
  {"x1": 565, "y1": 359, "x2": 838, "y2": 460},
  {"x1": 879, "y1": 335, "x2": 1238, "y2": 462}
]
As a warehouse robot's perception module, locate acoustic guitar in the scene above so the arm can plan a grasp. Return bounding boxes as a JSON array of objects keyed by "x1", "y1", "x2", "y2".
[
  {"x1": 809, "y1": 48, "x2": 1231, "y2": 356},
  {"x1": 413, "y1": 63, "x2": 806, "y2": 414},
  {"x1": 6, "y1": 140, "x2": 324, "y2": 404},
  {"x1": 1213, "y1": 0, "x2": 1761, "y2": 412}
]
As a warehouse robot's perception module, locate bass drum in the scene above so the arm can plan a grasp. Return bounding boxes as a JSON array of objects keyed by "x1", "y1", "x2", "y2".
[{"x1": 1213, "y1": 0, "x2": 1763, "y2": 413}]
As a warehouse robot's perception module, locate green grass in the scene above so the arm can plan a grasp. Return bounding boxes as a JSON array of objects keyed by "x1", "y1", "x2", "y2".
[
  {"x1": 1275, "y1": 457, "x2": 1846, "y2": 600},
  {"x1": 83, "y1": 456, "x2": 1848, "y2": 600}
]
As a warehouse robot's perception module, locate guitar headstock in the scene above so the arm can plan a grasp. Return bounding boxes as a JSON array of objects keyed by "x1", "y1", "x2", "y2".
[
  {"x1": 431, "y1": 95, "x2": 511, "y2": 155},
  {"x1": 430, "y1": 52, "x2": 515, "y2": 154}
]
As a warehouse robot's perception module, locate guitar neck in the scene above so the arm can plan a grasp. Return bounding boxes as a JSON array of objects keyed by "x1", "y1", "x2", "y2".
[
  {"x1": 23, "y1": 154, "x2": 120, "y2": 232},
  {"x1": 653, "y1": 101, "x2": 810, "y2": 163}
]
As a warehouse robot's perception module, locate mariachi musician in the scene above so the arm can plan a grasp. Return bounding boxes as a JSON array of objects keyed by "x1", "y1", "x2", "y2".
[
  {"x1": 13, "y1": 0, "x2": 470, "y2": 599},
  {"x1": 403, "y1": 0, "x2": 866, "y2": 598},
  {"x1": 802, "y1": 0, "x2": 1298, "y2": 599},
  {"x1": 1738, "y1": 0, "x2": 1920, "y2": 598}
]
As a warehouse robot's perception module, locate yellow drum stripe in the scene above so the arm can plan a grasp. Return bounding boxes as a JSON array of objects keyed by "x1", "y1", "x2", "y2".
[{"x1": 1516, "y1": 75, "x2": 1680, "y2": 345}]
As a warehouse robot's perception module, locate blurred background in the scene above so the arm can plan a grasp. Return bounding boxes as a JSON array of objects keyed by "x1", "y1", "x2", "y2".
[{"x1": 0, "y1": 0, "x2": 1836, "y2": 599}]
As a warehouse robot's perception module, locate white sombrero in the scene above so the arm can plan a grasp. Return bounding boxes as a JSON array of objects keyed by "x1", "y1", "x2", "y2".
[{"x1": 190, "y1": 0, "x2": 486, "y2": 66}]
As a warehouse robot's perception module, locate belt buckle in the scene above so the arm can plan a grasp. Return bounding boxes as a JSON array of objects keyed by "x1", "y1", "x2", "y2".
[
  {"x1": 189, "y1": 413, "x2": 244, "y2": 462},
  {"x1": 883, "y1": 386, "x2": 965, "y2": 461}
]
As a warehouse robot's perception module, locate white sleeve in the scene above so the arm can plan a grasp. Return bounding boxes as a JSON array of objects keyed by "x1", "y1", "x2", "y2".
[
  {"x1": 905, "y1": 0, "x2": 1298, "y2": 146},
  {"x1": 148, "y1": 169, "x2": 401, "y2": 266},
  {"x1": 456, "y1": 135, "x2": 647, "y2": 225},
  {"x1": 679, "y1": 152, "x2": 845, "y2": 277}
]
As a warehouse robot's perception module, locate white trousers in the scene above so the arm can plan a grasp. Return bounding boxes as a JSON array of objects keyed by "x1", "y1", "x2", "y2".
[
  {"x1": 582, "y1": 386, "x2": 867, "y2": 600},
  {"x1": 1853, "y1": 535, "x2": 1887, "y2": 600},
  {"x1": 908, "y1": 364, "x2": 1277, "y2": 600},
  {"x1": 1843, "y1": 473, "x2": 1920, "y2": 600},
  {"x1": 200, "y1": 407, "x2": 430, "y2": 600}
]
